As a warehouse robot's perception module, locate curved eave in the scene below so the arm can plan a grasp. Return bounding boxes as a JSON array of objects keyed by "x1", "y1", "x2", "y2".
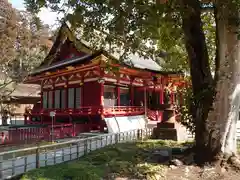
[{"x1": 31, "y1": 54, "x2": 93, "y2": 76}]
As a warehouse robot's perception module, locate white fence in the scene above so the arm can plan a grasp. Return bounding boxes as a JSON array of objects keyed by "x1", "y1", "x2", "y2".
[{"x1": 0, "y1": 129, "x2": 153, "y2": 180}]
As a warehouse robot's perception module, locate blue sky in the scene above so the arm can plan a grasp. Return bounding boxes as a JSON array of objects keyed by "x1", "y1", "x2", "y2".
[{"x1": 9, "y1": 0, "x2": 59, "y2": 27}]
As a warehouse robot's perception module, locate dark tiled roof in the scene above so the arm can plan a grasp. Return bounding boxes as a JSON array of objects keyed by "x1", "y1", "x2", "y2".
[{"x1": 32, "y1": 21, "x2": 182, "y2": 76}]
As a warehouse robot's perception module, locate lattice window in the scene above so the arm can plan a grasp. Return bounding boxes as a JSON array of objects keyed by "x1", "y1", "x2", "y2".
[
  {"x1": 75, "y1": 87, "x2": 81, "y2": 108},
  {"x1": 60, "y1": 89, "x2": 66, "y2": 109},
  {"x1": 48, "y1": 91, "x2": 53, "y2": 108},
  {"x1": 133, "y1": 88, "x2": 144, "y2": 106},
  {"x1": 104, "y1": 85, "x2": 117, "y2": 107},
  {"x1": 120, "y1": 87, "x2": 130, "y2": 106},
  {"x1": 54, "y1": 90, "x2": 60, "y2": 108},
  {"x1": 43, "y1": 91, "x2": 48, "y2": 108},
  {"x1": 68, "y1": 88, "x2": 75, "y2": 108},
  {"x1": 68, "y1": 87, "x2": 81, "y2": 108}
]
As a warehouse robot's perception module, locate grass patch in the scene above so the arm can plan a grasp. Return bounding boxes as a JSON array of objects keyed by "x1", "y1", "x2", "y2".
[{"x1": 21, "y1": 140, "x2": 189, "y2": 180}]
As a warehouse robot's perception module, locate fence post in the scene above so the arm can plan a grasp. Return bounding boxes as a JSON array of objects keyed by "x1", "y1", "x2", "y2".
[
  {"x1": 84, "y1": 139, "x2": 88, "y2": 155},
  {"x1": 89, "y1": 139, "x2": 92, "y2": 152},
  {"x1": 0, "y1": 155, "x2": 3, "y2": 179},
  {"x1": 24, "y1": 156, "x2": 27, "y2": 173},
  {"x1": 36, "y1": 147, "x2": 40, "y2": 168},
  {"x1": 100, "y1": 136, "x2": 103, "y2": 148},
  {"x1": 138, "y1": 129, "x2": 143, "y2": 141},
  {"x1": 70, "y1": 144, "x2": 72, "y2": 160},
  {"x1": 115, "y1": 133, "x2": 119, "y2": 144},
  {"x1": 54, "y1": 147, "x2": 56, "y2": 165},
  {"x1": 77, "y1": 142, "x2": 79, "y2": 159},
  {"x1": 137, "y1": 129, "x2": 140, "y2": 140}
]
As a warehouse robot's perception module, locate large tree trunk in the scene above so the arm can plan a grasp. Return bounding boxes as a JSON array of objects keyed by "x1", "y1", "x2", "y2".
[
  {"x1": 180, "y1": 0, "x2": 215, "y2": 163},
  {"x1": 181, "y1": 0, "x2": 240, "y2": 164},
  {"x1": 207, "y1": 0, "x2": 240, "y2": 159}
]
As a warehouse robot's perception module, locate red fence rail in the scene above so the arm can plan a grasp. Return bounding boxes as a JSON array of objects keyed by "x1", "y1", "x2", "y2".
[{"x1": 0, "y1": 124, "x2": 89, "y2": 145}]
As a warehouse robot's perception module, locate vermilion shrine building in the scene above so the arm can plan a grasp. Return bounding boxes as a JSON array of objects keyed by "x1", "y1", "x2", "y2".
[{"x1": 24, "y1": 22, "x2": 185, "y2": 134}]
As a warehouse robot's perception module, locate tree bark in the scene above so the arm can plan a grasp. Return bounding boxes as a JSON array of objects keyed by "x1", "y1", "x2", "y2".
[
  {"x1": 207, "y1": 0, "x2": 240, "y2": 159},
  {"x1": 180, "y1": 0, "x2": 215, "y2": 163}
]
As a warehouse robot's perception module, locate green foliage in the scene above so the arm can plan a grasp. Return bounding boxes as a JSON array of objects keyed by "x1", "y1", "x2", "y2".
[
  {"x1": 21, "y1": 140, "x2": 188, "y2": 180},
  {"x1": 178, "y1": 87, "x2": 195, "y2": 134},
  {"x1": 22, "y1": 0, "x2": 218, "y2": 78},
  {"x1": 202, "y1": 12, "x2": 216, "y2": 72},
  {"x1": 0, "y1": 2, "x2": 51, "y2": 81}
]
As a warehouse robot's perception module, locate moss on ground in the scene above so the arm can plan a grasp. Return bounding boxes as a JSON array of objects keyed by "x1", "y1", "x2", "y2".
[{"x1": 21, "y1": 140, "x2": 189, "y2": 180}]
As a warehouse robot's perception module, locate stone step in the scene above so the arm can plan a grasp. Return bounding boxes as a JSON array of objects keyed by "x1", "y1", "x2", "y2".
[
  {"x1": 153, "y1": 128, "x2": 178, "y2": 141},
  {"x1": 157, "y1": 122, "x2": 176, "y2": 129}
]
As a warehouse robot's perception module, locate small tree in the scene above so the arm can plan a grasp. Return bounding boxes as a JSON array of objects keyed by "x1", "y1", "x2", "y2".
[{"x1": 0, "y1": 0, "x2": 51, "y2": 123}]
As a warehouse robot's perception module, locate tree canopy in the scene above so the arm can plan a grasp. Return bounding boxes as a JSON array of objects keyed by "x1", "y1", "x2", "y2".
[
  {"x1": 0, "y1": 0, "x2": 52, "y2": 118},
  {"x1": 0, "y1": 0, "x2": 51, "y2": 83},
  {"x1": 23, "y1": 0, "x2": 217, "y2": 73}
]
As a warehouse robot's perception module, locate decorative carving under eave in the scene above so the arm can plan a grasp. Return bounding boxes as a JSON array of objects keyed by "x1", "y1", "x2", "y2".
[
  {"x1": 93, "y1": 70, "x2": 100, "y2": 76},
  {"x1": 69, "y1": 74, "x2": 75, "y2": 80},
  {"x1": 84, "y1": 71, "x2": 95, "y2": 78},
  {"x1": 120, "y1": 73, "x2": 130, "y2": 81},
  {"x1": 43, "y1": 79, "x2": 53, "y2": 86},
  {"x1": 69, "y1": 73, "x2": 82, "y2": 84},
  {"x1": 146, "y1": 81, "x2": 154, "y2": 86},
  {"x1": 134, "y1": 78, "x2": 143, "y2": 83},
  {"x1": 76, "y1": 73, "x2": 81, "y2": 78},
  {"x1": 104, "y1": 69, "x2": 117, "y2": 77},
  {"x1": 55, "y1": 75, "x2": 67, "y2": 84}
]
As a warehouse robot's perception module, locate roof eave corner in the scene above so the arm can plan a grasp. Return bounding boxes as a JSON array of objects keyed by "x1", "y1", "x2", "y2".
[{"x1": 99, "y1": 54, "x2": 108, "y2": 62}]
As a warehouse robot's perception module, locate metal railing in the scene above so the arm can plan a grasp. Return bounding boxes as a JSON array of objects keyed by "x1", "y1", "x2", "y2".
[{"x1": 0, "y1": 128, "x2": 153, "y2": 180}]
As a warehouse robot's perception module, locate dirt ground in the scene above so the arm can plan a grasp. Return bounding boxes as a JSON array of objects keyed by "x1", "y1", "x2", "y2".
[
  {"x1": 164, "y1": 165, "x2": 240, "y2": 180},
  {"x1": 112, "y1": 165, "x2": 240, "y2": 180}
]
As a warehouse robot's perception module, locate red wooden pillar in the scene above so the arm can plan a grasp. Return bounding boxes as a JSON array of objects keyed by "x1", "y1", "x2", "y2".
[
  {"x1": 117, "y1": 86, "x2": 120, "y2": 106},
  {"x1": 40, "y1": 80, "x2": 44, "y2": 109},
  {"x1": 100, "y1": 83, "x2": 104, "y2": 106},
  {"x1": 160, "y1": 87, "x2": 164, "y2": 104},
  {"x1": 130, "y1": 85, "x2": 134, "y2": 106},
  {"x1": 99, "y1": 69, "x2": 105, "y2": 108},
  {"x1": 144, "y1": 86, "x2": 147, "y2": 118},
  {"x1": 65, "y1": 77, "x2": 68, "y2": 108},
  {"x1": 81, "y1": 75, "x2": 84, "y2": 106},
  {"x1": 52, "y1": 82, "x2": 55, "y2": 109},
  {"x1": 99, "y1": 68, "x2": 105, "y2": 132},
  {"x1": 160, "y1": 77, "x2": 164, "y2": 104}
]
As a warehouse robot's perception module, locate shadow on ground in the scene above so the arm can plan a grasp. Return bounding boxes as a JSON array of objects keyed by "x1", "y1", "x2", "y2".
[
  {"x1": 19, "y1": 140, "x2": 192, "y2": 180},
  {"x1": 17, "y1": 139, "x2": 240, "y2": 180}
]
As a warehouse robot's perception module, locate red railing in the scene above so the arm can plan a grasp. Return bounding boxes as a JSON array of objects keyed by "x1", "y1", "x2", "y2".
[
  {"x1": 103, "y1": 106, "x2": 144, "y2": 116},
  {"x1": 0, "y1": 124, "x2": 91, "y2": 145},
  {"x1": 30, "y1": 106, "x2": 162, "y2": 122},
  {"x1": 37, "y1": 107, "x2": 102, "y2": 115},
  {"x1": 31, "y1": 106, "x2": 145, "y2": 116}
]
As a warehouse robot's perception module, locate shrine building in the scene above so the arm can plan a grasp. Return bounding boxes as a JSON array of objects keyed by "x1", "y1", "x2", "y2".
[{"x1": 24, "y1": 22, "x2": 185, "y2": 134}]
